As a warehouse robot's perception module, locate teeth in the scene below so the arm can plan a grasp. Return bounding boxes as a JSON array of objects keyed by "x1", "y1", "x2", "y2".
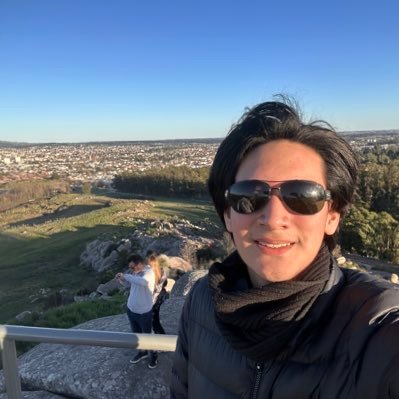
[{"x1": 258, "y1": 241, "x2": 292, "y2": 248}]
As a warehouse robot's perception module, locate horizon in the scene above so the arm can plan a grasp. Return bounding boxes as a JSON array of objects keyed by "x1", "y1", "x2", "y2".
[
  {"x1": 1, "y1": 1, "x2": 399, "y2": 143},
  {"x1": 1, "y1": 129, "x2": 399, "y2": 146}
]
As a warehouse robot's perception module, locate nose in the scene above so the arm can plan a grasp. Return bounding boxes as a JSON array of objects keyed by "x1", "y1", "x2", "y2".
[{"x1": 257, "y1": 193, "x2": 289, "y2": 228}]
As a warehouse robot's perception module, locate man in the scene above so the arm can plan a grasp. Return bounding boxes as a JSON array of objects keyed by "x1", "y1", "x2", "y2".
[
  {"x1": 170, "y1": 99, "x2": 399, "y2": 398},
  {"x1": 116, "y1": 254, "x2": 157, "y2": 369}
]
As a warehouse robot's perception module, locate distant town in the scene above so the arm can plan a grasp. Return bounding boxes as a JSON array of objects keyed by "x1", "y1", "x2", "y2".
[{"x1": 0, "y1": 131, "x2": 398, "y2": 187}]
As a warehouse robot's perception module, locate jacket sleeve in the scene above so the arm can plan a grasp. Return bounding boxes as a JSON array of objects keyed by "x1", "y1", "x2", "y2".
[
  {"x1": 356, "y1": 309, "x2": 399, "y2": 398},
  {"x1": 124, "y1": 269, "x2": 155, "y2": 293},
  {"x1": 382, "y1": 318, "x2": 399, "y2": 398},
  {"x1": 170, "y1": 285, "x2": 196, "y2": 399},
  {"x1": 124, "y1": 273, "x2": 149, "y2": 286}
]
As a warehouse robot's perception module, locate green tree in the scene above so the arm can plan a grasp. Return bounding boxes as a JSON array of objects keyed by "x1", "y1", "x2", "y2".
[{"x1": 82, "y1": 182, "x2": 92, "y2": 195}]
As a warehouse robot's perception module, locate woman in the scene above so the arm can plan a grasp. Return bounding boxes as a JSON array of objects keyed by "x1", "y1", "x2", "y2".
[
  {"x1": 170, "y1": 99, "x2": 399, "y2": 398},
  {"x1": 147, "y1": 252, "x2": 167, "y2": 334}
]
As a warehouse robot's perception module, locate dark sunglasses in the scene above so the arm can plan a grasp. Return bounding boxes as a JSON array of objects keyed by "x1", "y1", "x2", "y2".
[{"x1": 225, "y1": 180, "x2": 332, "y2": 215}]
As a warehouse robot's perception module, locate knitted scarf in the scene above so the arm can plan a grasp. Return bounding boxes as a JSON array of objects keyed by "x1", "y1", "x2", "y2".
[{"x1": 208, "y1": 243, "x2": 332, "y2": 361}]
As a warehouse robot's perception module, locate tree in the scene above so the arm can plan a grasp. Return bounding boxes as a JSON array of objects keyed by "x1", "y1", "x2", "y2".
[{"x1": 82, "y1": 182, "x2": 92, "y2": 195}]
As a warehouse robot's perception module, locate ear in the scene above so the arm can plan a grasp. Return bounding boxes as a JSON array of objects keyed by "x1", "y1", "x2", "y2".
[
  {"x1": 324, "y1": 209, "x2": 340, "y2": 236},
  {"x1": 224, "y1": 208, "x2": 233, "y2": 232}
]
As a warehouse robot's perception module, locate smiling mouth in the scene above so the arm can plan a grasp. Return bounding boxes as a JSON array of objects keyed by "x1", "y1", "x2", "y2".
[{"x1": 256, "y1": 241, "x2": 293, "y2": 249}]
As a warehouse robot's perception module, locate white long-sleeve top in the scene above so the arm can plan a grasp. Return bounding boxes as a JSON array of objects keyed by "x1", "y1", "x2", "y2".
[{"x1": 123, "y1": 265, "x2": 155, "y2": 314}]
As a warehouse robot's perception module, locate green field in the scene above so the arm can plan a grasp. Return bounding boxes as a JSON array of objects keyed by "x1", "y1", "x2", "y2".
[{"x1": 0, "y1": 192, "x2": 220, "y2": 323}]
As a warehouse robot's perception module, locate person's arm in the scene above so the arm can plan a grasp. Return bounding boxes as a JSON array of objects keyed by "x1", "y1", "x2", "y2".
[
  {"x1": 124, "y1": 273, "x2": 150, "y2": 287},
  {"x1": 115, "y1": 270, "x2": 153, "y2": 287},
  {"x1": 115, "y1": 272, "x2": 130, "y2": 285}
]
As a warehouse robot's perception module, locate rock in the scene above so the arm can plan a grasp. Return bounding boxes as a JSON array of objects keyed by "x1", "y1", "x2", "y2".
[
  {"x1": 80, "y1": 240, "x2": 118, "y2": 272},
  {"x1": 159, "y1": 296, "x2": 187, "y2": 334},
  {"x1": 96, "y1": 278, "x2": 122, "y2": 295},
  {"x1": 88, "y1": 292, "x2": 99, "y2": 300},
  {"x1": 15, "y1": 311, "x2": 33, "y2": 323},
  {"x1": 390, "y1": 273, "x2": 398, "y2": 284},
  {"x1": 0, "y1": 315, "x2": 170, "y2": 399},
  {"x1": 116, "y1": 239, "x2": 132, "y2": 253},
  {"x1": 38, "y1": 288, "x2": 51, "y2": 297},
  {"x1": 170, "y1": 270, "x2": 208, "y2": 298},
  {"x1": 79, "y1": 218, "x2": 223, "y2": 275},
  {"x1": 0, "y1": 391, "x2": 67, "y2": 398},
  {"x1": 159, "y1": 255, "x2": 192, "y2": 274}
]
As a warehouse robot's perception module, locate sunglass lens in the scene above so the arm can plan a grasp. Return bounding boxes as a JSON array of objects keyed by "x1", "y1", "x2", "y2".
[
  {"x1": 228, "y1": 181, "x2": 268, "y2": 214},
  {"x1": 280, "y1": 181, "x2": 325, "y2": 214}
]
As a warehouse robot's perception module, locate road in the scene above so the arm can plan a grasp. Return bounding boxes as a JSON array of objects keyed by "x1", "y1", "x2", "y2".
[{"x1": 344, "y1": 253, "x2": 399, "y2": 274}]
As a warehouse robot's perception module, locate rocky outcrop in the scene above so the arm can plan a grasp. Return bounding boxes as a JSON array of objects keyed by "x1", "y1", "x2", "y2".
[
  {"x1": 0, "y1": 270, "x2": 208, "y2": 399},
  {"x1": 79, "y1": 218, "x2": 219, "y2": 274},
  {"x1": 80, "y1": 240, "x2": 119, "y2": 273}
]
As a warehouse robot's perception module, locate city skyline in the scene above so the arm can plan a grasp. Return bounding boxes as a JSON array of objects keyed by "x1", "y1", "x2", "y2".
[{"x1": 1, "y1": 0, "x2": 399, "y2": 143}]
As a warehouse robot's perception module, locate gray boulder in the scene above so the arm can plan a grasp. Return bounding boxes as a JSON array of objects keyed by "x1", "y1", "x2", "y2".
[
  {"x1": 170, "y1": 269, "x2": 208, "y2": 298},
  {"x1": 15, "y1": 311, "x2": 33, "y2": 323},
  {"x1": 96, "y1": 278, "x2": 121, "y2": 296},
  {"x1": 159, "y1": 255, "x2": 192, "y2": 275},
  {"x1": 80, "y1": 240, "x2": 119, "y2": 273}
]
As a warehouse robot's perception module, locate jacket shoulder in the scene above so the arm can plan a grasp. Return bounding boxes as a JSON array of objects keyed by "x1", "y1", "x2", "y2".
[
  {"x1": 341, "y1": 268, "x2": 399, "y2": 311},
  {"x1": 338, "y1": 270, "x2": 399, "y2": 397}
]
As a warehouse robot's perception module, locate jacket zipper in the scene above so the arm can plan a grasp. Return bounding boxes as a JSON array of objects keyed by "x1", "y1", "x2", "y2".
[{"x1": 251, "y1": 363, "x2": 264, "y2": 399}]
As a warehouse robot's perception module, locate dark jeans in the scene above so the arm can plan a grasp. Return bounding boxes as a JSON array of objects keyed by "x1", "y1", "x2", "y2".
[
  {"x1": 152, "y1": 289, "x2": 167, "y2": 334},
  {"x1": 127, "y1": 308, "x2": 157, "y2": 361},
  {"x1": 152, "y1": 307, "x2": 165, "y2": 334}
]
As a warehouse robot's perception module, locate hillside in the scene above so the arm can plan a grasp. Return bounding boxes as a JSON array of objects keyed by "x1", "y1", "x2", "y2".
[{"x1": 0, "y1": 191, "x2": 222, "y2": 323}]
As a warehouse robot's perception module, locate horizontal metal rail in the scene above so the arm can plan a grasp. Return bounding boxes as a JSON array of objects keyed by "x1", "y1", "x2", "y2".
[{"x1": 0, "y1": 324, "x2": 178, "y2": 399}]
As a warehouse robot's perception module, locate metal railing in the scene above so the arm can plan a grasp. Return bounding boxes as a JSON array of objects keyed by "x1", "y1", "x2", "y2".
[{"x1": 0, "y1": 324, "x2": 178, "y2": 399}]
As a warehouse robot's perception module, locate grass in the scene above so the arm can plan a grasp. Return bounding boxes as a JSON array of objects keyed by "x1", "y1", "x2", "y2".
[
  {"x1": 11, "y1": 292, "x2": 127, "y2": 356},
  {"x1": 22, "y1": 293, "x2": 126, "y2": 329},
  {"x1": 0, "y1": 191, "x2": 221, "y2": 324}
]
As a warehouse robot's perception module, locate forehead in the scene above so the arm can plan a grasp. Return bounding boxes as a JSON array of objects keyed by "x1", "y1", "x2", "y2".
[{"x1": 236, "y1": 140, "x2": 327, "y2": 185}]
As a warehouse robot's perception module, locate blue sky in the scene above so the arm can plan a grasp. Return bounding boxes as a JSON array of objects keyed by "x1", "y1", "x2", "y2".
[{"x1": 1, "y1": 0, "x2": 399, "y2": 143}]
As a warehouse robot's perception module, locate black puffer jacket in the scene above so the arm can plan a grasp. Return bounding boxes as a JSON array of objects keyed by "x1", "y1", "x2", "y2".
[{"x1": 170, "y1": 263, "x2": 399, "y2": 398}]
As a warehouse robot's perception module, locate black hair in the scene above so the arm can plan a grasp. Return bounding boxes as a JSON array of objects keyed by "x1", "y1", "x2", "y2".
[
  {"x1": 207, "y1": 97, "x2": 359, "y2": 250},
  {"x1": 127, "y1": 254, "x2": 145, "y2": 265}
]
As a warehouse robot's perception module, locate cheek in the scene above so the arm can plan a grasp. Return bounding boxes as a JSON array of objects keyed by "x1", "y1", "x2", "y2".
[
  {"x1": 296, "y1": 214, "x2": 327, "y2": 241},
  {"x1": 229, "y1": 213, "x2": 254, "y2": 232}
]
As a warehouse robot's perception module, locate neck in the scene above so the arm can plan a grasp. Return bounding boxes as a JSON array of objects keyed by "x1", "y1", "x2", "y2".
[{"x1": 247, "y1": 267, "x2": 270, "y2": 288}]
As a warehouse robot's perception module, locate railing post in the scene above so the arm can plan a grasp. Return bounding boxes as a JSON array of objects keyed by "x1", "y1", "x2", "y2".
[{"x1": 0, "y1": 337, "x2": 23, "y2": 399}]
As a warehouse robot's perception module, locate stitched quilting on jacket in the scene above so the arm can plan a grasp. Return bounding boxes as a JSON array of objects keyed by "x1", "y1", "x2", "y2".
[{"x1": 170, "y1": 261, "x2": 399, "y2": 399}]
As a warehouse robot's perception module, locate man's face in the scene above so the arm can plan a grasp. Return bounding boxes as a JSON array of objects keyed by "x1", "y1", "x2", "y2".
[
  {"x1": 224, "y1": 139, "x2": 340, "y2": 283},
  {"x1": 129, "y1": 262, "x2": 144, "y2": 272}
]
